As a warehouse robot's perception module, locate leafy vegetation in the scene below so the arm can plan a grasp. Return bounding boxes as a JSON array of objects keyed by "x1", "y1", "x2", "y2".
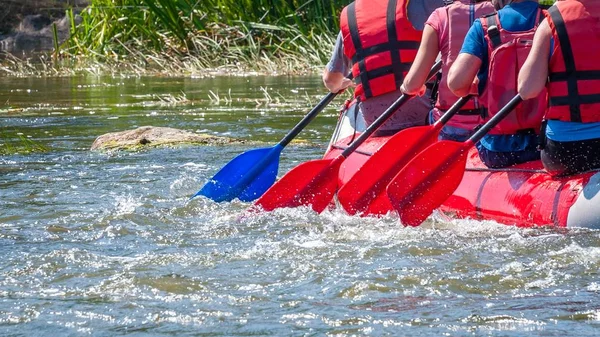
[
  {"x1": 0, "y1": 129, "x2": 49, "y2": 155},
  {"x1": 57, "y1": 0, "x2": 351, "y2": 74}
]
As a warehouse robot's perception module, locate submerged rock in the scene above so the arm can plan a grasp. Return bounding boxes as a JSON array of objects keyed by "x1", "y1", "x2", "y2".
[{"x1": 91, "y1": 126, "x2": 245, "y2": 151}]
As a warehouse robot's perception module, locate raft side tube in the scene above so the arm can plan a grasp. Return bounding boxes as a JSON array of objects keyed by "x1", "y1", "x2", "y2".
[{"x1": 567, "y1": 172, "x2": 600, "y2": 229}]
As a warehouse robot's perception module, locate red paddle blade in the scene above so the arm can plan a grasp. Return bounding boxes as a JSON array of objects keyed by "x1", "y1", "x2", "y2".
[
  {"x1": 337, "y1": 125, "x2": 439, "y2": 216},
  {"x1": 254, "y1": 157, "x2": 344, "y2": 213},
  {"x1": 386, "y1": 140, "x2": 471, "y2": 227}
]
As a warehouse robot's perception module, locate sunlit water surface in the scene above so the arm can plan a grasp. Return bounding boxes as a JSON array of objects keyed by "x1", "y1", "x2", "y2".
[{"x1": 1, "y1": 75, "x2": 600, "y2": 336}]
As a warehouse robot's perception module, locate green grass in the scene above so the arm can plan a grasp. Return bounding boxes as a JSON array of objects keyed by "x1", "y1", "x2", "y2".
[
  {"x1": 0, "y1": 130, "x2": 49, "y2": 155},
  {"x1": 52, "y1": 0, "x2": 351, "y2": 75}
]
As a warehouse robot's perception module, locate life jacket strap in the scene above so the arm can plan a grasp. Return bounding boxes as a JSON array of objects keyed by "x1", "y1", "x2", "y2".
[{"x1": 483, "y1": 13, "x2": 502, "y2": 49}]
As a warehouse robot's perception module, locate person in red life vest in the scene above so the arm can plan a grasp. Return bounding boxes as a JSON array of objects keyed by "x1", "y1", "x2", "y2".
[
  {"x1": 447, "y1": 0, "x2": 546, "y2": 168},
  {"x1": 518, "y1": 0, "x2": 600, "y2": 176},
  {"x1": 323, "y1": 0, "x2": 445, "y2": 135},
  {"x1": 401, "y1": 0, "x2": 495, "y2": 142}
]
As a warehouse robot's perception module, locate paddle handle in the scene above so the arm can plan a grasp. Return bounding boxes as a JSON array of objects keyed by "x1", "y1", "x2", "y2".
[
  {"x1": 435, "y1": 95, "x2": 473, "y2": 126},
  {"x1": 279, "y1": 73, "x2": 353, "y2": 147},
  {"x1": 341, "y1": 60, "x2": 443, "y2": 158},
  {"x1": 467, "y1": 94, "x2": 524, "y2": 144}
]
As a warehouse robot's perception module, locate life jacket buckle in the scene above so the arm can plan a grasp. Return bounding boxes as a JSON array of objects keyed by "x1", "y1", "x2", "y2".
[
  {"x1": 486, "y1": 22, "x2": 502, "y2": 49},
  {"x1": 488, "y1": 25, "x2": 500, "y2": 39}
]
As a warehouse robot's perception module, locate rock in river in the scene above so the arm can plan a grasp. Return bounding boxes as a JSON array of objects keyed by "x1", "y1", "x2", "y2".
[{"x1": 91, "y1": 126, "x2": 245, "y2": 151}]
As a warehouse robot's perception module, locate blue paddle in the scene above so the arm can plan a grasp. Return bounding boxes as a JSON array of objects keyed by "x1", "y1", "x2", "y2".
[{"x1": 192, "y1": 86, "x2": 346, "y2": 202}]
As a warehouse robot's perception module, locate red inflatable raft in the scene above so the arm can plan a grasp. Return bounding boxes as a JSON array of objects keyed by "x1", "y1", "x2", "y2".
[{"x1": 324, "y1": 110, "x2": 600, "y2": 229}]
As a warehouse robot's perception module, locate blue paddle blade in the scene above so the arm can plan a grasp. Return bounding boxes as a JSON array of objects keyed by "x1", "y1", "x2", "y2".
[
  {"x1": 193, "y1": 145, "x2": 283, "y2": 202},
  {"x1": 238, "y1": 155, "x2": 280, "y2": 202}
]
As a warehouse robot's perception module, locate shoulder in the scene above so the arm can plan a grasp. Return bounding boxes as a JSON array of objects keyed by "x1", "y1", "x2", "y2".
[
  {"x1": 460, "y1": 19, "x2": 487, "y2": 55},
  {"x1": 426, "y1": 7, "x2": 447, "y2": 28},
  {"x1": 468, "y1": 18, "x2": 485, "y2": 38}
]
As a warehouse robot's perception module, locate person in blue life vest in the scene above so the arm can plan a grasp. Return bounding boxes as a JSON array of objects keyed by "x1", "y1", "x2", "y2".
[
  {"x1": 518, "y1": 0, "x2": 600, "y2": 176},
  {"x1": 323, "y1": 0, "x2": 445, "y2": 136},
  {"x1": 447, "y1": 0, "x2": 547, "y2": 168}
]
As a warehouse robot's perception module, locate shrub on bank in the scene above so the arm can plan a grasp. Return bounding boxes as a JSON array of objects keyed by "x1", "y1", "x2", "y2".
[{"x1": 60, "y1": 0, "x2": 351, "y2": 74}]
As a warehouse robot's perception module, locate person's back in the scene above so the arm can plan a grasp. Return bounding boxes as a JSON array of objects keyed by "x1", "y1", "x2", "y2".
[
  {"x1": 323, "y1": 0, "x2": 445, "y2": 133},
  {"x1": 448, "y1": 0, "x2": 544, "y2": 168},
  {"x1": 533, "y1": 0, "x2": 600, "y2": 175},
  {"x1": 431, "y1": 0, "x2": 495, "y2": 140},
  {"x1": 479, "y1": 4, "x2": 546, "y2": 134}
]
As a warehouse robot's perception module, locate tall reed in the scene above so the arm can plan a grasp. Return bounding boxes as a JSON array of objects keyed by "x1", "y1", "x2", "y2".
[
  {"x1": 62, "y1": 0, "x2": 351, "y2": 74},
  {"x1": 0, "y1": 130, "x2": 49, "y2": 155}
]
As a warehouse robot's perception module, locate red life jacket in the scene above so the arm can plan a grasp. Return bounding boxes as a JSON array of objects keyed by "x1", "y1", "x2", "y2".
[
  {"x1": 480, "y1": 9, "x2": 546, "y2": 135},
  {"x1": 340, "y1": 0, "x2": 422, "y2": 100},
  {"x1": 545, "y1": 0, "x2": 600, "y2": 123},
  {"x1": 436, "y1": 0, "x2": 494, "y2": 117}
]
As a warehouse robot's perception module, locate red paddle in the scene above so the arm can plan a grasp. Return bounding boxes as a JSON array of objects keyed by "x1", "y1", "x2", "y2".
[
  {"x1": 254, "y1": 61, "x2": 443, "y2": 213},
  {"x1": 386, "y1": 95, "x2": 524, "y2": 227},
  {"x1": 337, "y1": 95, "x2": 473, "y2": 216}
]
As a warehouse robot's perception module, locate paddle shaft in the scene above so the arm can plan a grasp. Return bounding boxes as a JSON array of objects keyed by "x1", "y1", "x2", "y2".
[
  {"x1": 435, "y1": 95, "x2": 473, "y2": 126},
  {"x1": 466, "y1": 94, "x2": 524, "y2": 145},
  {"x1": 340, "y1": 60, "x2": 442, "y2": 158},
  {"x1": 279, "y1": 74, "x2": 352, "y2": 147},
  {"x1": 224, "y1": 82, "x2": 354, "y2": 198},
  {"x1": 195, "y1": 74, "x2": 351, "y2": 202}
]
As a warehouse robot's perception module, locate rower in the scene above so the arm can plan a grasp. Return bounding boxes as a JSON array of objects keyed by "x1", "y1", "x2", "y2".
[
  {"x1": 447, "y1": 0, "x2": 546, "y2": 168},
  {"x1": 322, "y1": 0, "x2": 444, "y2": 136},
  {"x1": 401, "y1": 0, "x2": 494, "y2": 142},
  {"x1": 518, "y1": 0, "x2": 600, "y2": 176}
]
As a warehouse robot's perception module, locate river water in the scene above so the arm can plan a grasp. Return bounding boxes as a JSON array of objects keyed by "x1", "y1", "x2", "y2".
[{"x1": 1, "y1": 75, "x2": 600, "y2": 336}]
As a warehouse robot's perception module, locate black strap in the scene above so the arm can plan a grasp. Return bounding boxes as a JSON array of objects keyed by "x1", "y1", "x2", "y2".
[
  {"x1": 437, "y1": 107, "x2": 484, "y2": 116},
  {"x1": 485, "y1": 13, "x2": 502, "y2": 49},
  {"x1": 350, "y1": 41, "x2": 420, "y2": 64},
  {"x1": 537, "y1": 119, "x2": 548, "y2": 150},
  {"x1": 549, "y1": 94, "x2": 600, "y2": 108},
  {"x1": 549, "y1": 70, "x2": 600, "y2": 82},
  {"x1": 429, "y1": 72, "x2": 442, "y2": 107},
  {"x1": 516, "y1": 128, "x2": 536, "y2": 135},
  {"x1": 347, "y1": 2, "x2": 373, "y2": 98},
  {"x1": 386, "y1": 0, "x2": 404, "y2": 88},
  {"x1": 548, "y1": 6, "x2": 582, "y2": 122},
  {"x1": 349, "y1": 101, "x2": 360, "y2": 144},
  {"x1": 347, "y1": 0, "x2": 419, "y2": 99},
  {"x1": 457, "y1": 108, "x2": 484, "y2": 116}
]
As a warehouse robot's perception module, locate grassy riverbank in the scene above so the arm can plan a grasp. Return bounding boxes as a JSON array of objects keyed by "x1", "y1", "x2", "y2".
[{"x1": 2, "y1": 0, "x2": 350, "y2": 76}]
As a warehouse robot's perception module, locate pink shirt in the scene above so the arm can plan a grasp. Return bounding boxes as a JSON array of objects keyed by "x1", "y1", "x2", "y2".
[
  {"x1": 426, "y1": 8, "x2": 450, "y2": 64},
  {"x1": 422, "y1": 3, "x2": 494, "y2": 130}
]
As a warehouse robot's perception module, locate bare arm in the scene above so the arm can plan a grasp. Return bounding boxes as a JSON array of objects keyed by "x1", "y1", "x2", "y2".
[
  {"x1": 518, "y1": 20, "x2": 551, "y2": 100},
  {"x1": 448, "y1": 53, "x2": 482, "y2": 97},
  {"x1": 322, "y1": 69, "x2": 352, "y2": 93},
  {"x1": 402, "y1": 25, "x2": 440, "y2": 95},
  {"x1": 322, "y1": 32, "x2": 353, "y2": 93}
]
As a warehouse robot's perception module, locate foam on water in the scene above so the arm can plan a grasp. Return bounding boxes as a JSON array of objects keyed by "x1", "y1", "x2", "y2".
[{"x1": 2, "y1": 75, "x2": 600, "y2": 336}]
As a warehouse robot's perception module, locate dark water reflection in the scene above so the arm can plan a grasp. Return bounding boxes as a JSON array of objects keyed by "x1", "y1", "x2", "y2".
[{"x1": 1, "y1": 75, "x2": 600, "y2": 336}]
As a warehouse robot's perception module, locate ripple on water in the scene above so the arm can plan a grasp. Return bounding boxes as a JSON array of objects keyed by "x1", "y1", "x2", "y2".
[{"x1": 3, "y1": 76, "x2": 600, "y2": 336}]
